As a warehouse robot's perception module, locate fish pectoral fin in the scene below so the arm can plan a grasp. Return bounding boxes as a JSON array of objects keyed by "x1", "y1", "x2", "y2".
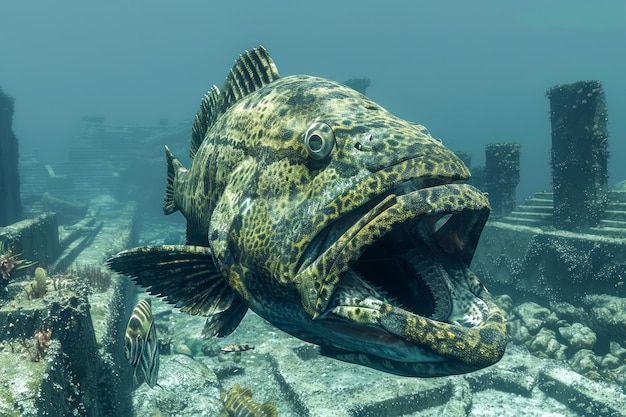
[
  {"x1": 107, "y1": 245, "x2": 237, "y2": 317},
  {"x1": 202, "y1": 295, "x2": 248, "y2": 337}
]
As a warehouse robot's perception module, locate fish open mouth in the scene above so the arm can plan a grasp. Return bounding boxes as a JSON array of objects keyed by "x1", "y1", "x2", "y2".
[
  {"x1": 295, "y1": 179, "x2": 506, "y2": 373},
  {"x1": 339, "y1": 196, "x2": 489, "y2": 327},
  {"x1": 297, "y1": 179, "x2": 490, "y2": 319}
]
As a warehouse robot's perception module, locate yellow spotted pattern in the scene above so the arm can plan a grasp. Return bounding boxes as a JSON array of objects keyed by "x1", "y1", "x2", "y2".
[{"x1": 168, "y1": 48, "x2": 507, "y2": 375}]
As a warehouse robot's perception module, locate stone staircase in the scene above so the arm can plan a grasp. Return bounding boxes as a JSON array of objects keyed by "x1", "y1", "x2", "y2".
[
  {"x1": 501, "y1": 190, "x2": 626, "y2": 237},
  {"x1": 501, "y1": 191, "x2": 554, "y2": 228}
]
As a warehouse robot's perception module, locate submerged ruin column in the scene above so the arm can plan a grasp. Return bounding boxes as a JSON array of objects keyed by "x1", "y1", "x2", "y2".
[
  {"x1": 485, "y1": 143, "x2": 520, "y2": 216},
  {"x1": 547, "y1": 81, "x2": 608, "y2": 230},
  {"x1": 0, "y1": 87, "x2": 22, "y2": 226}
]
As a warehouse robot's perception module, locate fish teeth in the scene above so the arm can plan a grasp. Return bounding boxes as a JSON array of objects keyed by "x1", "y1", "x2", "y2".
[{"x1": 400, "y1": 248, "x2": 452, "y2": 322}]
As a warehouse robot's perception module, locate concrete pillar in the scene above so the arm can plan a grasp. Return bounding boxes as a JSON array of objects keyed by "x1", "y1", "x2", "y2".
[
  {"x1": 485, "y1": 143, "x2": 521, "y2": 216},
  {"x1": 547, "y1": 81, "x2": 609, "y2": 230},
  {"x1": 0, "y1": 87, "x2": 21, "y2": 226}
]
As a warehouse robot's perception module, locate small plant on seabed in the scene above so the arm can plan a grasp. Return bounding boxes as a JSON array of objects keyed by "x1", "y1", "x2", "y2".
[
  {"x1": 20, "y1": 327, "x2": 52, "y2": 362},
  {"x1": 70, "y1": 264, "x2": 112, "y2": 293},
  {"x1": 0, "y1": 241, "x2": 36, "y2": 286}
]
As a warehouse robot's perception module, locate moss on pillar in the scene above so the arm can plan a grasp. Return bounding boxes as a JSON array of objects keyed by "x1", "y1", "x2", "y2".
[
  {"x1": 547, "y1": 80, "x2": 609, "y2": 230},
  {"x1": 0, "y1": 87, "x2": 22, "y2": 226},
  {"x1": 485, "y1": 143, "x2": 521, "y2": 216}
]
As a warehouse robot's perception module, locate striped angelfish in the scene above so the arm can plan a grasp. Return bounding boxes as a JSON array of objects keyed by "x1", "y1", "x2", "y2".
[{"x1": 125, "y1": 298, "x2": 159, "y2": 387}]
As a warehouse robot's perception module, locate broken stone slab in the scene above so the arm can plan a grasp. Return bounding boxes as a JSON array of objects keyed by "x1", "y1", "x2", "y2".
[
  {"x1": 58, "y1": 216, "x2": 97, "y2": 248},
  {"x1": 0, "y1": 285, "x2": 100, "y2": 417},
  {"x1": 0, "y1": 338, "x2": 50, "y2": 417},
  {"x1": 473, "y1": 220, "x2": 626, "y2": 300},
  {"x1": 50, "y1": 221, "x2": 103, "y2": 273},
  {"x1": 41, "y1": 193, "x2": 87, "y2": 225},
  {"x1": 270, "y1": 341, "x2": 453, "y2": 417},
  {"x1": 132, "y1": 354, "x2": 222, "y2": 417},
  {"x1": 0, "y1": 201, "x2": 140, "y2": 416},
  {"x1": 0, "y1": 212, "x2": 61, "y2": 267},
  {"x1": 539, "y1": 361, "x2": 626, "y2": 417}
]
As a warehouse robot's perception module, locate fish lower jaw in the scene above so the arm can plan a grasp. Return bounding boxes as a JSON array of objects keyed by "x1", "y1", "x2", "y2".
[
  {"x1": 330, "y1": 295, "x2": 489, "y2": 331},
  {"x1": 326, "y1": 200, "x2": 491, "y2": 329},
  {"x1": 321, "y1": 296, "x2": 492, "y2": 370}
]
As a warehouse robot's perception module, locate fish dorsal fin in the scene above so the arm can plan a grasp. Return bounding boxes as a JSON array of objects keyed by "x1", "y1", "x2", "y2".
[
  {"x1": 189, "y1": 46, "x2": 280, "y2": 161},
  {"x1": 221, "y1": 45, "x2": 280, "y2": 110},
  {"x1": 190, "y1": 86, "x2": 220, "y2": 160}
]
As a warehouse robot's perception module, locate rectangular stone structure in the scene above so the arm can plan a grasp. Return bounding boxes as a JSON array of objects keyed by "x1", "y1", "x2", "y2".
[
  {"x1": 0, "y1": 87, "x2": 22, "y2": 226},
  {"x1": 547, "y1": 80, "x2": 609, "y2": 230},
  {"x1": 0, "y1": 212, "x2": 61, "y2": 265},
  {"x1": 485, "y1": 142, "x2": 521, "y2": 216}
]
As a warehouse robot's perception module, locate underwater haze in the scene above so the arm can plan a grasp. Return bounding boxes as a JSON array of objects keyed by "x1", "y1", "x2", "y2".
[
  {"x1": 4, "y1": 2, "x2": 626, "y2": 416},
  {"x1": 1, "y1": 0, "x2": 625, "y2": 201}
]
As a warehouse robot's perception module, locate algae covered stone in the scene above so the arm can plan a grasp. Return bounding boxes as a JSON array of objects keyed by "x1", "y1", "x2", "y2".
[
  {"x1": 558, "y1": 323, "x2": 597, "y2": 350},
  {"x1": 526, "y1": 328, "x2": 565, "y2": 359},
  {"x1": 568, "y1": 349, "x2": 601, "y2": 380},
  {"x1": 514, "y1": 302, "x2": 552, "y2": 334}
]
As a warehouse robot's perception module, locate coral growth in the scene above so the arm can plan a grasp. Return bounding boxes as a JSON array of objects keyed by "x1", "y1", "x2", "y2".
[
  {"x1": 25, "y1": 267, "x2": 49, "y2": 299},
  {"x1": 34, "y1": 327, "x2": 53, "y2": 357},
  {"x1": 0, "y1": 246, "x2": 16, "y2": 281},
  {"x1": 21, "y1": 327, "x2": 52, "y2": 362},
  {"x1": 0, "y1": 241, "x2": 35, "y2": 284}
]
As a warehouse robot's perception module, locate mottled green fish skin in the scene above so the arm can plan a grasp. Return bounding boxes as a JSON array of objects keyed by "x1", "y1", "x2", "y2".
[{"x1": 115, "y1": 46, "x2": 507, "y2": 377}]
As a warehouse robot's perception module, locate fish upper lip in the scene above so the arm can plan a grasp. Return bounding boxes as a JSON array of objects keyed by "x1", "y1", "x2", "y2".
[
  {"x1": 295, "y1": 180, "x2": 490, "y2": 320},
  {"x1": 295, "y1": 177, "x2": 450, "y2": 275}
]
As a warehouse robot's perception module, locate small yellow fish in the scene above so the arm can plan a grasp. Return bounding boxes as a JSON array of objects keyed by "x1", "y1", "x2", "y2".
[
  {"x1": 125, "y1": 299, "x2": 159, "y2": 387},
  {"x1": 221, "y1": 343, "x2": 254, "y2": 353},
  {"x1": 218, "y1": 384, "x2": 277, "y2": 417}
]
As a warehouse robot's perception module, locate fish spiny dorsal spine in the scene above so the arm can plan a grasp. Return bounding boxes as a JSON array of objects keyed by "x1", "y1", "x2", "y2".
[
  {"x1": 222, "y1": 46, "x2": 280, "y2": 108},
  {"x1": 164, "y1": 146, "x2": 186, "y2": 214},
  {"x1": 189, "y1": 45, "x2": 280, "y2": 161},
  {"x1": 190, "y1": 86, "x2": 219, "y2": 160}
]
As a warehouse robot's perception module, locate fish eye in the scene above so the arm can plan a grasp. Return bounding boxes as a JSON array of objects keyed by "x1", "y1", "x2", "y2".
[{"x1": 304, "y1": 122, "x2": 335, "y2": 160}]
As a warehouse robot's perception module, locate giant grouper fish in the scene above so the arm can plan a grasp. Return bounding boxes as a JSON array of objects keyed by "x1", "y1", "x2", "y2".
[{"x1": 107, "y1": 45, "x2": 507, "y2": 377}]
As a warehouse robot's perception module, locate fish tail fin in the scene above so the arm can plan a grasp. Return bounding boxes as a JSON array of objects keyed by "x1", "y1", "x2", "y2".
[
  {"x1": 259, "y1": 404, "x2": 278, "y2": 417},
  {"x1": 163, "y1": 146, "x2": 186, "y2": 215}
]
